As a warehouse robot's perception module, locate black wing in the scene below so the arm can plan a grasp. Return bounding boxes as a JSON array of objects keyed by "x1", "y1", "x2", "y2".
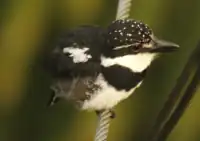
[
  {"x1": 45, "y1": 26, "x2": 106, "y2": 106},
  {"x1": 46, "y1": 25, "x2": 106, "y2": 78}
]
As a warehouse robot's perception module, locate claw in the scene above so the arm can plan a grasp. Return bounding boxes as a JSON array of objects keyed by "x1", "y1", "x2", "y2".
[
  {"x1": 47, "y1": 85, "x2": 62, "y2": 107},
  {"x1": 47, "y1": 91, "x2": 60, "y2": 107},
  {"x1": 109, "y1": 109, "x2": 116, "y2": 119}
]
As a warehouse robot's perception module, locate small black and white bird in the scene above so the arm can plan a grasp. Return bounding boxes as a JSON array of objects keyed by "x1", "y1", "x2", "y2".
[{"x1": 45, "y1": 19, "x2": 179, "y2": 114}]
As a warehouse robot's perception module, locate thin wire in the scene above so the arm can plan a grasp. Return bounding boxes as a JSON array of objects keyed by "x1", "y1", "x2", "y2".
[
  {"x1": 156, "y1": 66, "x2": 200, "y2": 141},
  {"x1": 94, "y1": 0, "x2": 132, "y2": 141},
  {"x1": 149, "y1": 41, "x2": 200, "y2": 141}
]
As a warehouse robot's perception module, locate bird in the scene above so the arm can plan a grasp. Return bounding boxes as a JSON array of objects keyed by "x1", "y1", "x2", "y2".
[{"x1": 45, "y1": 19, "x2": 179, "y2": 117}]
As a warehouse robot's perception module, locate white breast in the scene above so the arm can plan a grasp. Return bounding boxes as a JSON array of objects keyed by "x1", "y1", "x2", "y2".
[
  {"x1": 82, "y1": 53, "x2": 155, "y2": 110},
  {"x1": 81, "y1": 74, "x2": 142, "y2": 110}
]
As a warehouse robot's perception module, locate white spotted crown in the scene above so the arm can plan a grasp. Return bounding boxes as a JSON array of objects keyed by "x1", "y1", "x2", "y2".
[{"x1": 107, "y1": 19, "x2": 153, "y2": 48}]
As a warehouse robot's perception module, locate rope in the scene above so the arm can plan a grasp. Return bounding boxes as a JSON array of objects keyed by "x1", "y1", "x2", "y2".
[
  {"x1": 94, "y1": 0, "x2": 132, "y2": 141},
  {"x1": 94, "y1": 110, "x2": 112, "y2": 141},
  {"x1": 116, "y1": 0, "x2": 133, "y2": 19}
]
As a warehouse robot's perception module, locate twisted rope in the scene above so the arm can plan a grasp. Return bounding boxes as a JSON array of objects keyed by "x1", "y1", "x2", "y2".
[
  {"x1": 116, "y1": 0, "x2": 132, "y2": 19},
  {"x1": 94, "y1": 0, "x2": 132, "y2": 141},
  {"x1": 94, "y1": 110, "x2": 112, "y2": 141}
]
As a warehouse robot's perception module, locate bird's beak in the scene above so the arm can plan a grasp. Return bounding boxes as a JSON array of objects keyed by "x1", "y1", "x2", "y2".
[{"x1": 151, "y1": 36, "x2": 179, "y2": 53}]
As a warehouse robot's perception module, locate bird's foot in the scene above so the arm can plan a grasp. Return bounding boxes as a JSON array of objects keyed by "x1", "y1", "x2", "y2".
[
  {"x1": 47, "y1": 85, "x2": 68, "y2": 107},
  {"x1": 109, "y1": 109, "x2": 116, "y2": 119}
]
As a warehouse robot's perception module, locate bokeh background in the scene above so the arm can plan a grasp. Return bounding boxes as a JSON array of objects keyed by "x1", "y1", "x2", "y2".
[{"x1": 1, "y1": 0, "x2": 200, "y2": 141}]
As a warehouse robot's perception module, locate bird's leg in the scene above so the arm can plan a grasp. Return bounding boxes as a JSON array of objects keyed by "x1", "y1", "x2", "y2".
[
  {"x1": 47, "y1": 85, "x2": 64, "y2": 106},
  {"x1": 95, "y1": 110, "x2": 101, "y2": 116},
  {"x1": 109, "y1": 109, "x2": 116, "y2": 119},
  {"x1": 48, "y1": 83, "x2": 71, "y2": 107},
  {"x1": 48, "y1": 77, "x2": 80, "y2": 107}
]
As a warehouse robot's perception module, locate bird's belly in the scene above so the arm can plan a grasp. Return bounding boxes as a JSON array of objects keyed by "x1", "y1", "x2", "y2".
[{"x1": 81, "y1": 74, "x2": 142, "y2": 110}]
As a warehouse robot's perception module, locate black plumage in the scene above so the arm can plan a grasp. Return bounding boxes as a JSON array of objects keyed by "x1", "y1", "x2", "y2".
[
  {"x1": 102, "y1": 65, "x2": 147, "y2": 91},
  {"x1": 45, "y1": 20, "x2": 150, "y2": 108},
  {"x1": 45, "y1": 25, "x2": 108, "y2": 106},
  {"x1": 103, "y1": 19, "x2": 153, "y2": 57},
  {"x1": 44, "y1": 18, "x2": 178, "y2": 110},
  {"x1": 46, "y1": 26, "x2": 106, "y2": 78},
  {"x1": 106, "y1": 19, "x2": 152, "y2": 47}
]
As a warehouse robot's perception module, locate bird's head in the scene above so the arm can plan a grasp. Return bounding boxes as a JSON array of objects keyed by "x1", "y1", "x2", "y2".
[
  {"x1": 106, "y1": 19, "x2": 179, "y2": 55},
  {"x1": 102, "y1": 19, "x2": 179, "y2": 72}
]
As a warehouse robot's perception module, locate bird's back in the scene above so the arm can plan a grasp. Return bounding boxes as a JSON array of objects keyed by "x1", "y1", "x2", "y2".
[
  {"x1": 46, "y1": 26, "x2": 106, "y2": 77},
  {"x1": 45, "y1": 26, "x2": 107, "y2": 106}
]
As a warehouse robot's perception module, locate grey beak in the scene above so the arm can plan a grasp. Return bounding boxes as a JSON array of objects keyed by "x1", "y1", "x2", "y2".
[{"x1": 151, "y1": 36, "x2": 179, "y2": 53}]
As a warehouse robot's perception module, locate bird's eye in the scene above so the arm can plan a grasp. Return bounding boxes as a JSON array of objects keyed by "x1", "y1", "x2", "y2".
[
  {"x1": 130, "y1": 44, "x2": 141, "y2": 53},
  {"x1": 134, "y1": 45, "x2": 140, "y2": 50}
]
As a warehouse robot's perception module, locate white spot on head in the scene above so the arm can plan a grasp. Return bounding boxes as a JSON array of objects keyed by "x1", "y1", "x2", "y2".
[
  {"x1": 113, "y1": 43, "x2": 139, "y2": 50},
  {"x1": 101, "y1": 53, "x2": 155, "y2": 72},
  {"x1": 127, "y1": 33, "x2": 132, "y2": 37},
  {"x1": 63, "y1": 47, "x2": 92, "y2": 63}
]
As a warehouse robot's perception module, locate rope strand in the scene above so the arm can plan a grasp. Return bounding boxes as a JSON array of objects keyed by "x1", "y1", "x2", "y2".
[
  {"x1": 116, "y1": 0, "x2": 132, "y2": 19},
  {"x1": 94, "y1": 110, "x2": 112, "y2": 141},
  {"x1": 94, "y1": 0, "x2": 132, "y2": 141}
]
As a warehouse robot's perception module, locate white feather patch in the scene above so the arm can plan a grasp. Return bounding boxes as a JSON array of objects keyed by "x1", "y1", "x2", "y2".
[
  {"x1": 82, "y1": 74, "x2": 142, "y2": 110},
  {"x1": 113, "y1": 43, "x2": 139, "y2": 50},
  {"x1": 63, "y1": 47, "x2": 92, "y2": 63},
  {"x1": 101, "y1": 53, "x2": 155, "y2": 72}
]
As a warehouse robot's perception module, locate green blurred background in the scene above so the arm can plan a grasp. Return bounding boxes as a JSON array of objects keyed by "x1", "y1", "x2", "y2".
[{"x1": 1, "y1": 0, "x2": 200, "y2": 141}]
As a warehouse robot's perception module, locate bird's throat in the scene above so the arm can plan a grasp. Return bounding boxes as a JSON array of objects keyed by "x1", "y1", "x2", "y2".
[{"x1": 101, "y1": 53, "x2": 155, "y2": 73}]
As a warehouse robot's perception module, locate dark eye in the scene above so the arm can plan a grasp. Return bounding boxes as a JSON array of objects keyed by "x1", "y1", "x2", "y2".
[{"x1": 131, "y1": 44, "x2": 141, "y2": 52}]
